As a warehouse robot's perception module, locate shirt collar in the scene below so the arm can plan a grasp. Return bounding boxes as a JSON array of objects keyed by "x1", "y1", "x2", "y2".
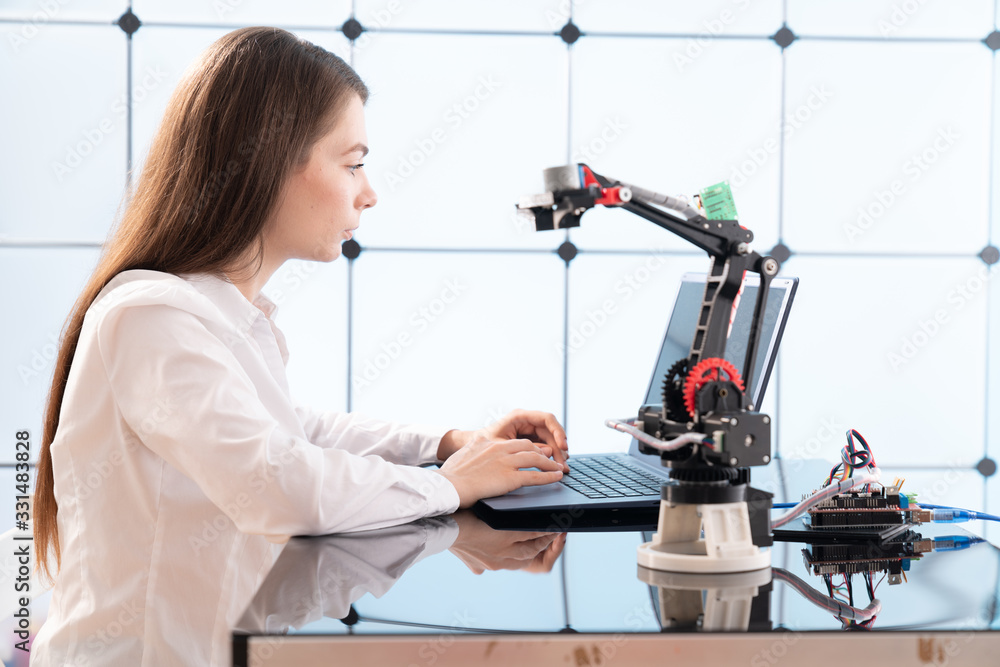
[
  {"x1": 181, "y1": 272, "x2": 279, "y2": 332},
  {"x1": 253, "y1": 291, "x2": 278, "y2": 319}
]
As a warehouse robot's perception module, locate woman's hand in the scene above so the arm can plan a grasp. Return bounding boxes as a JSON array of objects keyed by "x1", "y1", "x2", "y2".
[
  {"x1": 448, "y1": 510, "x2": 566, "y2": 574},
  {"x1": 435, "y1": 435, "x2": 565, "y2": 508},
  {"x1": 437, "y1": 409, "x2": 569, "y2": 471}
]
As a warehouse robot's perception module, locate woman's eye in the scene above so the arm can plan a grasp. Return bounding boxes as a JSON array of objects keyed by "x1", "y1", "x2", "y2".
[{"x1": 349, "y1": 163, "x2": 365, "y2": 174}]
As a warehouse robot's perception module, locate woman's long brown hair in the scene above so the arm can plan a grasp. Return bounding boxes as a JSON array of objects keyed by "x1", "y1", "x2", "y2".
[{"x1": 34, "y1": 26, "x2": 368, "y2": 582}]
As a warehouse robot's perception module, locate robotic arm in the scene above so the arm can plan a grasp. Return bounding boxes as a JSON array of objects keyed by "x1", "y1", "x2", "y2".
[{"x1": 517, "y1": 164, "x2": 781, "y2": 476}]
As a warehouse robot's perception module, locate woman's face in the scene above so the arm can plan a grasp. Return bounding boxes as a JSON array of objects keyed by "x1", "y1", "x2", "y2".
[{"x1": 265, "y1": 93, "x2": 377, "y2": 264}]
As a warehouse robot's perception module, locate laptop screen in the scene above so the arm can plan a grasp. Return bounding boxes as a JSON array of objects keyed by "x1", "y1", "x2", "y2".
[
  {"x1": 644, "y1": 273, "x2": 798, "y2": 410},
  {"x1": 631, "y1": 272, "x2": 798, "y2": 461}
]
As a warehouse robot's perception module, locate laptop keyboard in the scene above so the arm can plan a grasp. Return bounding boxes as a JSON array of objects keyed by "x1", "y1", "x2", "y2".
[{"x1": 562, "y1": 455, "x2": 665, "y2": 499}]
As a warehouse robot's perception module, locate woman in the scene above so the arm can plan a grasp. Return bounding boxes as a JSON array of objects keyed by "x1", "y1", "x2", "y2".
[{"x1": 31, "y1": 26, "x2": 569, "y2": 666}]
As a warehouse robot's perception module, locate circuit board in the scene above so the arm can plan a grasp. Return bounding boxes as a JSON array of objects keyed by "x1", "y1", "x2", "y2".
[
  {"x1": 801, "y1": 529, "x2": 925, "y2": 585},
  {"x1": 806, "y1": 486, "x2": 927, "y2": 530},
  {"x1": 699, "y1": 181, "x2": 739, "y2": 221}
]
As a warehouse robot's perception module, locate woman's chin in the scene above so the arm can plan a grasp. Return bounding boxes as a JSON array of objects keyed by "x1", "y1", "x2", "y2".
[{"x1": 303, "y1": 242, "x2": 342, "y2": 263}]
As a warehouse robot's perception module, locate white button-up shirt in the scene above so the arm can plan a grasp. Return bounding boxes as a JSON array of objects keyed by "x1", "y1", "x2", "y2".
[{"x1": 31, "y1": 269, "x2": 461, "y2": 667}]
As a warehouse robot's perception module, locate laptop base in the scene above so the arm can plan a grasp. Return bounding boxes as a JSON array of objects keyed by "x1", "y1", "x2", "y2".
[{"x1": 473, "y1": 502, "x2": 659, "y2": 533}]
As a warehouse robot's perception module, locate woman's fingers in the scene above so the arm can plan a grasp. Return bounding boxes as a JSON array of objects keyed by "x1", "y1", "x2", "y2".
[
  {"x1": 501, "y1": 438, "x2": 558, "y2": 459},
  {"x1": 513, "y1": 533, "x2": 560, "y2": 555},
  {"x1": 516, "y1": 468, "x2": 564, "y2": 487},
  {"x1": 535, "y1": 533, "x2": 567, "y2": 571},
  {"x1": 507, "y1": 450, "x2": 564, "y2": 472},
  {"x1": 528, "y1": 412, "x2": 569, "y2": 468},
  {"x1": 497, "y1": 410, "x2": 569, "y2": 448},
  {"x1": 514, "y1": 410, "x2": 567, "y2": 450},
  {"x1": 486, "y1": 411, "x2": 571, "y2": 471}
]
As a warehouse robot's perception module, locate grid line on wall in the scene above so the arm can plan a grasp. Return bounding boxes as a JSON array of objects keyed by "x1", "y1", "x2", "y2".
[{"x1": 125, "y1": 12, "x2": 133, "y2": 181}]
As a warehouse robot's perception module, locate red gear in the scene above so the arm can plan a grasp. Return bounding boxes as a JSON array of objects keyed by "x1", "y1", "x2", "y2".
[{"x1": 682, "y1": 358, "x2": 745, "y2": 419}]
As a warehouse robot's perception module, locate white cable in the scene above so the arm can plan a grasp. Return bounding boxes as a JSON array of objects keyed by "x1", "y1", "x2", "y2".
[
  {"x1": 772, "y1": 568, "x2": 882, "y2": 622},
  {"x1": 769, "y1": 471, "x2": 882, "y2": 530},
  {"x1": 617, "y1": 182, "x2": 702, "y2": 220},
  {"x1": 604, "y1": 418, "x2": 707, "y2": 451}
]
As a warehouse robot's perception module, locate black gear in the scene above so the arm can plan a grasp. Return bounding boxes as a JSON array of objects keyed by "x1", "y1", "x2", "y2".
[
  {"x1": 669, "y1": 466, "x2": 739, "y2": 483},
  {"x1": 661, "y1": 357, "x2": 690, "y2": 422}
]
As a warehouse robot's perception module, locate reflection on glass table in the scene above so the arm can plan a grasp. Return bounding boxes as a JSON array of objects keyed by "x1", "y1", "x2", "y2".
[
  {"x1": 234, "y1": 496, "x2": 999, "y2": 666},
  {"x1": 235, "y1": 512, "x2": 566, "y2": 637}
]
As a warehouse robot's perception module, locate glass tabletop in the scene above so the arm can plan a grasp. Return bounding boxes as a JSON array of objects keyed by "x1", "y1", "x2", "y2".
[{"x1": 233, "y1": 459, "x2": 1000, "y2": 665}]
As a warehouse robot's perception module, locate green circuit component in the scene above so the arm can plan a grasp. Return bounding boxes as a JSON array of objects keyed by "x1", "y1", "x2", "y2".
[{"x1": 699, "y1": 181, "x2": 739, "y2": 221}]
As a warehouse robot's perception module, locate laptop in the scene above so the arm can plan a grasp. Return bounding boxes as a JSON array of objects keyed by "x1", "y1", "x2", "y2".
[{"x1": 474, "y1": 272, "x2": 798, "y2": 529}]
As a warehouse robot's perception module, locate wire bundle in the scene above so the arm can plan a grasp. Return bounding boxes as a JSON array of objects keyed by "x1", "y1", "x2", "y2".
[
  {"x1": 772, "y1": 568, "x2": 881, "y2": 624},
  {"x1": 825, "y1": 429, "x2": 879, "y2": 492}
]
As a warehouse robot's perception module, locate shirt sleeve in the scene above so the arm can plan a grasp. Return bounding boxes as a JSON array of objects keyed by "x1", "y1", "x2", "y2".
[
  {"x1": 293, "y1": 402, "x2": 449, "y2": 466},
  {"x1": 96, "y1": 303, "x2": 460, "y2": 537}
]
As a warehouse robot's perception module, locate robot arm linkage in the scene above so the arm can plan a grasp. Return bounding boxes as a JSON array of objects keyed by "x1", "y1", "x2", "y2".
[{"x1": 517, "y1": 164, "x2": 781, "y2": 472}]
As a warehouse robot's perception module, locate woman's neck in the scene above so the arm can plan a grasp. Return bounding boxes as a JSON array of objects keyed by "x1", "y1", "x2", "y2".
[{"x1": 224, "y1": 251, "x2": 283, "y2": 304}]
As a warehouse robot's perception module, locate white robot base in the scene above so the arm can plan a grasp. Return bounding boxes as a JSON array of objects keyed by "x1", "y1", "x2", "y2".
[{"x1": 637, "y1": 499, "x2": 771, "y2": 574}]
